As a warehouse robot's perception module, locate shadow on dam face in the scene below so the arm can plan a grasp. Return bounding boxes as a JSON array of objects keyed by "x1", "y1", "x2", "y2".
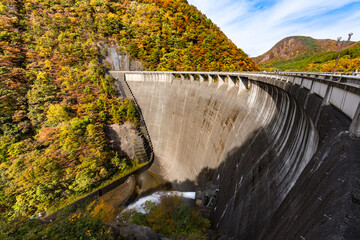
[{"x1": 118, "y1": 75, "x2": 360, "y2": 240}]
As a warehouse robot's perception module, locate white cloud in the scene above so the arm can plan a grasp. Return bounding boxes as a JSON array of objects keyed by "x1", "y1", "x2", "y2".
[{"x1": 188, "y1": 0, "x2": 360, "y2": 57}]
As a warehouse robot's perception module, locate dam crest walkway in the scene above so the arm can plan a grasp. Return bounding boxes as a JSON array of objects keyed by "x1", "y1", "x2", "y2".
[{"x1": 110, "y1": 71, "x2": 360, "y2": 138}]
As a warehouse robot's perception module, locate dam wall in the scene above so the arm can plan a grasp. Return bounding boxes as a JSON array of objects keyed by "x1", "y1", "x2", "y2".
[{"x1": 110, "y1": 71, "x2": 360, "y2": 239}]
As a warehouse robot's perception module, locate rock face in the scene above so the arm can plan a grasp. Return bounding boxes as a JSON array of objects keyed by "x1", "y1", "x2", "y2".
[
  {"x1": 254, "y1": 36, "x2": 354, "y2": 65},
  {"x1": 105, "y1": 122, "x2": 146, "y2": 162},
  {"x1": 101, "y1": 45, "x2": 144, "y2": 71},
  {"x1": 110, "y1": 223, "x2": 161, "y2": 240},
  {"x1": 105, "y1": 122, "x2": 150, "y2": 165},
  {"x1": 114, "y1": 73, "x2": 360, "y2": 240},
  {"x1": 105, "y1": 123, "x2": 137, "y2": 158}
]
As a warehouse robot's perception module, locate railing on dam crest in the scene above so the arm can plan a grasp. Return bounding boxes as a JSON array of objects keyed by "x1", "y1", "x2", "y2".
[{"x1": 110, "y1": 71, "x2": 360, "y2": 138}]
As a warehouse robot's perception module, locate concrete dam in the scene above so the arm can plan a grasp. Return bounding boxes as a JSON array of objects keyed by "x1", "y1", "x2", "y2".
[{"x1": 110, "y1": 71, "x2": 360, "y2": 240}]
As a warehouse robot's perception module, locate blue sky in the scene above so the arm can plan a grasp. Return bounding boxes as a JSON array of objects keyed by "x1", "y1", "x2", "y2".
[{"x1": 187, "y1": 0, "x2": 360, "y2": 57}]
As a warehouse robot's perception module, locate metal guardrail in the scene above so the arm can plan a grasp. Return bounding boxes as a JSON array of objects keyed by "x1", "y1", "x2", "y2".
[
  {"x1": 113, "y1": 72, "x2": 154, "y2": 164},
  {"x1": 111, "y1": 71, "x2": 360, "y2": 137},
  {"x1": 112, "y1": 71, "x2": 360, "y2": 94},
  {"x1": 112, "y1": 71, "x2": 360, "y2": 87},
  {"x1": 258, "y1": 72, "x2": 360, "y2": 86}
]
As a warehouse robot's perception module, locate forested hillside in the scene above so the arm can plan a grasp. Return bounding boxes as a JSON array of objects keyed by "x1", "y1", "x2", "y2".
[
  {"x1": 0, "y1": 0, "x2": 257, "y2": 234},
  {"x1": 0, "y1": 0, "x2": 141, "y2": 225},
  {"x1": 259, "y1": 41, "x2": 360, "y2": 72},
  {"x1": 254, "y1": 36, "x2": 354, "y2": 65},
  {"x1": 109, "y1": 0, "x2": 257, "y2": 71}
]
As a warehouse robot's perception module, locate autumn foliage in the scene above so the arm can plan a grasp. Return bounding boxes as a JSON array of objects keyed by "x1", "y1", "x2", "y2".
[
  {"x1": 118, "y1": 0, "x2": 258, "y2": 71},
  {"x1": 0, "y1": 0, "x2": 140, "y2": 222},
  {"x1": 119, "y1": 194, "x2": 210, "y2": 239},
  {"x1": 0, "y1": 0, "x2": 257, "y2": 229},
  {"x1": 259, "y1": 40, "x2": 360, "y2": 72}
]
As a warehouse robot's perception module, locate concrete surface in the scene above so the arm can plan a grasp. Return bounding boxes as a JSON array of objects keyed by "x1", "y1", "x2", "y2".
[
  {"x1": 100, "y1": 175, "x2": 135, "y2": 210},
  {"x1": 105, "y1": 122, "x2": 147, "y2": 163},
  {"x1": 110, "y1": 72, "x2": 360, "y2": 240}
]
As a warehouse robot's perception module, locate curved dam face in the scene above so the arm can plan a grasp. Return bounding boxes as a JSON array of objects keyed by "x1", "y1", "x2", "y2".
[
  {"x1": 123, "y1": 75, "x2": 318, "y2": 238},
  {"x1": 111, "y1": 72, "x2": 360, "y2": 240}
]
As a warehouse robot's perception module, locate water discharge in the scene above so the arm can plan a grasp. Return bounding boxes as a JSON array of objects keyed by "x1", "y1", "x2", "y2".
[{"x1": 124, "y1": 191, "x2": 196, "y2": 214}]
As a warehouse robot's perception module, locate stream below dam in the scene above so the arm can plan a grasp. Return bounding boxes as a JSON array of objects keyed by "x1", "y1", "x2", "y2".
[{"x1": 100, "y1": 169, "x2": 199, "y2": 219}]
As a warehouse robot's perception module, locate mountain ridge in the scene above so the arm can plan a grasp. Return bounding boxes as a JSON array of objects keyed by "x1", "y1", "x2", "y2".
[
  {"x1": 254, "y1": 36, "x2": 354, "y2": 65},
  {"x1": 258, "y1": 39, "x2": 360, "y2": 72}
]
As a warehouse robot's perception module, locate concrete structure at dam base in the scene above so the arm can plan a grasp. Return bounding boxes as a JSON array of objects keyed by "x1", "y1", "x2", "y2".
[{"x1": 111, "y1": 71, "x2": 360, "y2": 240}]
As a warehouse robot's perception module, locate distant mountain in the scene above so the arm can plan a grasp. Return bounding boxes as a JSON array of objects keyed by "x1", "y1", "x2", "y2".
[
  {"x1": 258, "y1": 40, "x2": 360, "y2": 72},
  {"x1": 254, "y1": 36, "x2": 354, "y2": 65}
]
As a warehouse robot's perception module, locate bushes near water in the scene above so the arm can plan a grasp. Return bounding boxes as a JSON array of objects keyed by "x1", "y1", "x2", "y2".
[
  {"x1": 1, "y1": 200, "x2": 113, "y2": 240},
  {"x1": 2, "y1": 196, "x2": 210, "y2": 240},
  {"x1": 118, "y1": 194, "x2": 211, "y2": 240}
]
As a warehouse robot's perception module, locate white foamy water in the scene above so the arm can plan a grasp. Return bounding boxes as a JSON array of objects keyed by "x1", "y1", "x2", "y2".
[{"x1": 125, "y1": 191, "x2": 195, "y2": 214}]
